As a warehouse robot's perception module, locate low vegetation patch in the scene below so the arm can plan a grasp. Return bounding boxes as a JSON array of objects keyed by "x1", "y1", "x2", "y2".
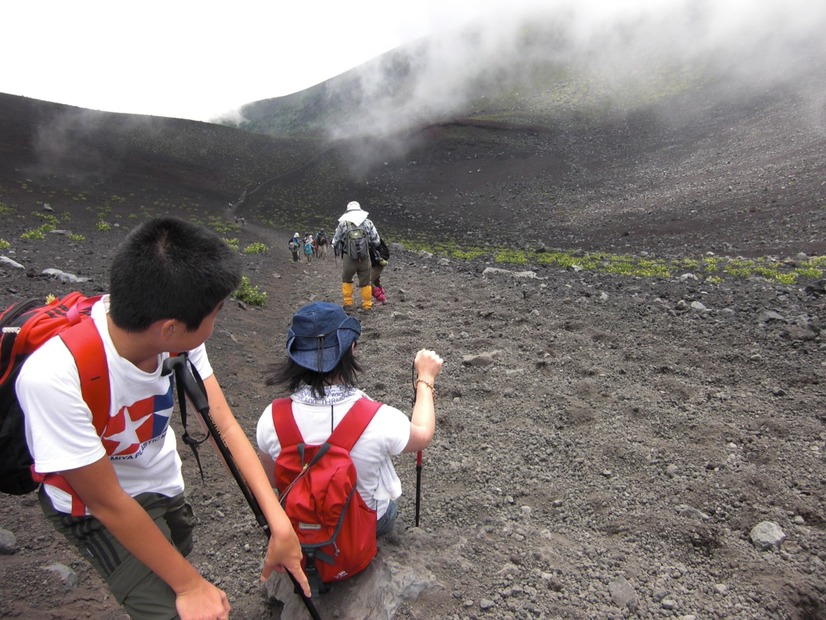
[
  {"x1": 243, "y1": 242, "x2": 268, "y2": 255},
  {"x1": 233, "y1": 276, "x2": 267, "y2": 307},
  {"x1": 394, "y1": 236, "x2": 825, "y2": 285}
]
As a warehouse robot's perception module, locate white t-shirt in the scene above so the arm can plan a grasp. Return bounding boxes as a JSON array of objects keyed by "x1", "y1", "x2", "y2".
[
  {"x1": 17, "y1": 296, "x2": 213, "y2": 514},
  {"x1": 256, "y1": 387, "x2": 410, "y2": 519}
]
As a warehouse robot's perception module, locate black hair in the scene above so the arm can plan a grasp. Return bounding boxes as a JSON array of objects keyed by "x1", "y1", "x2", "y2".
[
  {"x1": 109, "y1": 217, "x2": 242, "y2": 332},
  {"x1": 265, "y1": 346, "x2": 362, "y2": 399}
]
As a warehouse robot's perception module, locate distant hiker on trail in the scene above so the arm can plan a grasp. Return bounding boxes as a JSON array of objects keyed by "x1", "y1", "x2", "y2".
[
  {"x1": 331, "y1": 201, "x2": 381, "y2": 312},
  {"x1": 315, "y1": 229, "x2": 328, "y2": 259},
  {"x1": 256, "y1": 302, "x2": 443, "y2": 591},
  {"x1": 370, "y1": 239, "x2": 390, "y2": 304},
  {"x1": 289, "y1": 232, "x2": 301, "y2": 262},
  {"x1": 16, "y1": 217, "x2": 310, "y2": 619},
  {"x1": 303, "y1": 233, "x2": 315, "y2": 263}
]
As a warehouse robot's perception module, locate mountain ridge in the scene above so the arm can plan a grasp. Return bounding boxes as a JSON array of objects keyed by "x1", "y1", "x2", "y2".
[{"x1": 2, "y1": 39, "x2": 825, "y2": 260}]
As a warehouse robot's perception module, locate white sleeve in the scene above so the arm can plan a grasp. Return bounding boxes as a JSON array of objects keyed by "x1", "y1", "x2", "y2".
[
  {"x1": 256, "y1": 402, "x2": 281, "y2": 458},
  {"x1": 17, "y1": 338, "x2": 106, "y2": 474},
  {"x1": 187, "y1": 343, "x2": 213, "y2": 381},
  {"x1": 367, "y1": 220, "x2": 381, "y2": 246},
  {"x1": 374, "y1": 404, "x2": 410, "y2": 456},
  {"x1": 332, "y1": 221, "x2": 346, "y2": 246}
]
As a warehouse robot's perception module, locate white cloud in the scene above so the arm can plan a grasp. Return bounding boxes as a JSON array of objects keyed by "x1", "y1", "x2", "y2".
[
  {"x1": 1, "y1": 0, "x2": 454, "y2": 120},
  {"x1": 1, "y1": 0, "x2": 823, "y2": 122}
]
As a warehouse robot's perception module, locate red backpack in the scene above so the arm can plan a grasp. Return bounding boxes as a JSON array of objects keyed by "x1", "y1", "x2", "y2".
[
  {"x1": 271, "y1": 397, "x2": 381, "y2": 596},
  {"x1": 0, "y1": 293, "x2": 110, "y2": 504}
]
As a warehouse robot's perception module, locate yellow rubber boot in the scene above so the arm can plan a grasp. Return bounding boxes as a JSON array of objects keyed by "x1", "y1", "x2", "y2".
[
  {"x1": 361, "y1": 285, "x2": 373, "y2": 311},
  {"x1": 342, "y1": 282, "x2": 354, "y2": 309}
]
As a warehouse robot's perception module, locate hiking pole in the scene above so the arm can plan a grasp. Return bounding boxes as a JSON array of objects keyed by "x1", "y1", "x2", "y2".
[
  {"x1": 162, "y1": 355, "x2": 322, "y2": 620},
  {"x1": 415, "y1": 451, "x2": 423, "y2": 527},
  {"x1": 411, "y1": 363, "x2": 423, "y2": 527}
]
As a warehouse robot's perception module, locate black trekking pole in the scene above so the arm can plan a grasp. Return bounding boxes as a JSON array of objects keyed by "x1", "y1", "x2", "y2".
[
  {"x1": 411, "y1": 364, "x2": 424, "y2": 527},
  {"x1": 162, "y1": 355, "x2": 322, "y2": 620},
  {"x1": 415, "y1": 451, "x2": 423, "y2": 527}
]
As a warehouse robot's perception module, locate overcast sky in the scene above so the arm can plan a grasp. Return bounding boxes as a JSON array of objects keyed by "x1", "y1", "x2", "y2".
[
  {"x1": 0, "y1": 0, "x2": 517, "y2": 121},
  {"x1": 2, "y1": 1, "x2": 824, "y2": 123}
]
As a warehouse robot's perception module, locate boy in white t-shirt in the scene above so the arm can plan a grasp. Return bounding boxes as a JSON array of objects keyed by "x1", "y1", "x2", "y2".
[{"x1": 17, "y1": 217, "x2": 310, "y2": 620}]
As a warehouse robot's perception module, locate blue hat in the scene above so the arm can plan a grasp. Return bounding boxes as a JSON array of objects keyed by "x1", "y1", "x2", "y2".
[{"x1": 287, "y1": 302, "x2": 361, "y2": 373}]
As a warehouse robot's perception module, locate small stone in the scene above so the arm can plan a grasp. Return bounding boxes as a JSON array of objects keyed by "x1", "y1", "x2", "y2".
[
  {"x1": 750, "y1": 521, "x2": 786, "y2": 551},
  {"x1": 0, "y1": 528, "x2": 17, "y2": 555},
  {"x1": 42, "y1": 563, "x2": 78, "y2": 591}
]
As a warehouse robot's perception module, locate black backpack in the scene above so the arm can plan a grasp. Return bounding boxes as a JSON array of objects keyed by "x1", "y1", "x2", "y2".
[
  {"x1": 371, "y1": 239, "x2": 390, "y2": 267},
  {"x1": 345, "y1": 223, "x2": 370, "y2": 261},
  {"x1": 316, "y1": 231, "x2": 328, "y2": 246}
]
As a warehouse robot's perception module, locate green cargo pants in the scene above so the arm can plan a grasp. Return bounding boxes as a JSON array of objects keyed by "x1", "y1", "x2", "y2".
[{"x1": 40, "y1": 489, "x2": 197, "y2": 620}]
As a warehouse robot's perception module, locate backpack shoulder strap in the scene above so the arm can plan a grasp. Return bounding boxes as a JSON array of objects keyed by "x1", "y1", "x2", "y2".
[
  {"x1": 272, "y1": 397, "x2": 303, "y2": 447},
  {"x1": 58, "y1": 318, "x2": 110, "y2": 436},
  {"x1": 328, "y1": 397, "x2": 381, "y2": 451}
]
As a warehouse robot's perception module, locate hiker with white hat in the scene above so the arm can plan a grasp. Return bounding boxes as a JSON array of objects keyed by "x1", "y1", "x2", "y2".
[{"x1": 331, "y1": 201, "x2": 382, "y2": 312}]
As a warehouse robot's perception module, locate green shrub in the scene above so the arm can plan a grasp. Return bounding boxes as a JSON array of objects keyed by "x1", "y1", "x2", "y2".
[
  {"x1": 21, "y1": 228, "x2": 45, "y2": 240},
  {"x1": 69, "y1": 233, "x2": 86, "y2": 243},
  {"x1": 223, "y1": 237, "x2": 240, "y2": 252},
  {"x1": 0, "y1": 238, "x2": 10, "y2": 250},
  {"x1": 96, "y1": 221, "x2": 111, "y2": 231},
  {"x1": 794, "y1": 265, "x2": 823, "y2": 279},
  {"x1": 233, "y1": 276, "x2": 267, "y2": 306},
  {"x1": 494, "y1": 249, "x2": 528, "y2": 264},
  {"x1": 243, "y1": 242, "x2": 268, "y2": 255},
  {"x1": 208, "y1": 216, "x2": 240, "y2": 234}
]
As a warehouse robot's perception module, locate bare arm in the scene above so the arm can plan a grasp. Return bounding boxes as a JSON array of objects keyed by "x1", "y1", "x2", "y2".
[
  {"x1": 201, "y1": 375, "x2": 311, "y2": 597},
  {"x1": 258, "y1": 449, "x2": 277, "y2": 487},
  {"x1": 62, "y1": 459, "x2": 230, "y2": 620},
  {"x1": 403, "y1": 349, "x2": 444, "y2": 453}
]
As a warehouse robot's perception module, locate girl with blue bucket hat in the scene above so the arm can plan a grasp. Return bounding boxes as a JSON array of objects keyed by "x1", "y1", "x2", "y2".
[{"x1": 257, "y1": 301, "x2": 443, "y2": 539}]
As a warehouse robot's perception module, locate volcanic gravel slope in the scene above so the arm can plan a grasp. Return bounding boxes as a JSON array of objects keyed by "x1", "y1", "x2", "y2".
[
  {"x1": 1, "y1": 205, "x2": 824, "y2": 620},
  {"x1": 0, "y1": 77, "x2": 825, "y2": 619}
]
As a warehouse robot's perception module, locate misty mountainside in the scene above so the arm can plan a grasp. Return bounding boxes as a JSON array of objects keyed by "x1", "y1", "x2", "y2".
[
  {"x1": 0, "y1": 92, "x2": 317, "y2": 209},
  {"x1": 231, "y1": 9, "x2": 826, "y2": 259},
  {"x1": 2, "y1": 7, "x2": 826, "y2": 262}
]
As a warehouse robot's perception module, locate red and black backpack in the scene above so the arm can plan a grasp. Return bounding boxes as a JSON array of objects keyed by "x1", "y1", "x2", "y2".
[
  {"x1": 0, "y1": 293, "x2": 110, "y2": 499},
  {"x1": 271, "y1": 397, "x2": 381, "y2": 597}
]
